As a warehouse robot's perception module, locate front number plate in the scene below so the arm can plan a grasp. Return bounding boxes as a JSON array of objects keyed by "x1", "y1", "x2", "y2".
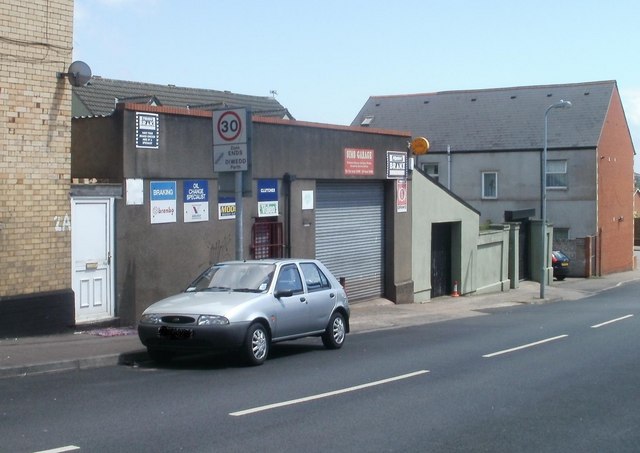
[{"x1": 158, "y1": 326, "x2": 193, "y2": 340}]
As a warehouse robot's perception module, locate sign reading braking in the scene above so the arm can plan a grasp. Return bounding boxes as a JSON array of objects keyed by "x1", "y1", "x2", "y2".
[{"x1": 150, "y1": 181, "x2": 176, "y2": 224}]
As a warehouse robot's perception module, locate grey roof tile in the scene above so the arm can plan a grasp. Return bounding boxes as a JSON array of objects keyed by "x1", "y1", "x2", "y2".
[
  {"x1": 73, "y1": 77, "x2": 292, "y2": 119},
  {"x1": 352, "y1": 81, "x2": 616, "y2": 152}
]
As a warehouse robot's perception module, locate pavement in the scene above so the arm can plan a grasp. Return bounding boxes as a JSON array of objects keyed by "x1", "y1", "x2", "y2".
[{"x1": 2, "y1": 261, "x2": 639, "y2": 379}]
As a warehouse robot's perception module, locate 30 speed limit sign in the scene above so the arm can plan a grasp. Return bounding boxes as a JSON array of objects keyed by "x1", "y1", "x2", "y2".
[
  {"x1": 213, "y1": 108, "x2": 247, "y2": 145},
  {"x1": 213, "y1": 108, "x2": 250, "y2": 172}
]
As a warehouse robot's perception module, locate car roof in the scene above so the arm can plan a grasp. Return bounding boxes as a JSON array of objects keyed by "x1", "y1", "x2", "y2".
[{"x1": 216, "y1": 259, "x2": 318, "y2": 266}]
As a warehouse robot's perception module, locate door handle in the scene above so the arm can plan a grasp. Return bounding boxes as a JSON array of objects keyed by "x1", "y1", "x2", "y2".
[
  {"x1": 330, "y1": 293, "x2": 335, "y2": 298},
  {"x1": 107, "y1": 252, "x2": 112, "y2": 265},
  {"x1": 300, "y1": 297, "x2": 307, "y2": 304}
]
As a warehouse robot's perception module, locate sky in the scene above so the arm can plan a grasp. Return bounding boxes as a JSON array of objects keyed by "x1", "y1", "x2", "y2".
[{"x1": 73, "y1": 0, "x2": 640, "y2": 172}]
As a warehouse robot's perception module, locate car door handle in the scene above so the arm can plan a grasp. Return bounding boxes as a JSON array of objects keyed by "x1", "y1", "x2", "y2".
[
  {"x1": 330, "y1": 293, "x2": 335, "y2": 298},
  {"x1": 300, "y1": 297, "x2": 307, "y2": 303}
]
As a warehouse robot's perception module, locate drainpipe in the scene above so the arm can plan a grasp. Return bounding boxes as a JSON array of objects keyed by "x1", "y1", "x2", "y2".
[
  {"x1": 447, "y1": 145, "x2": 451, "y2": 190},
  {"x1": 283, "y1": 173, "x2": 296, "y2": 257}
]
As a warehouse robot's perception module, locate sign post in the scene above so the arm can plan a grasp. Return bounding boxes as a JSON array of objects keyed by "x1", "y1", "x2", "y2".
[{"x1": 213, "y1": 108, "x2": 250, "y2": 259}]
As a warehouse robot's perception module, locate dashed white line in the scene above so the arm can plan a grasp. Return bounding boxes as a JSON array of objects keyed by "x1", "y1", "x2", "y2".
[
  {"x1": 591, "y1": 314, "x2": 634, "y2": 329},
  {"x1": 230, "y1": 370, "x2": 430, "y2": 416},
  {"x1": 482, "y1": 335, "x2": 569, "y2": 358},
  {"x1": 34, "y1": 446, "x2": 80, "y2": 453}
]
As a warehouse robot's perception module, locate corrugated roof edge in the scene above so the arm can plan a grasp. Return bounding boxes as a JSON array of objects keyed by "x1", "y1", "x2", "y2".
[
  {"x1": 254, "y1": 116, "x2": 411, "y2": 137},
  {"x1": 115, "y1": 103, "x2": 411, "y2": 137}
]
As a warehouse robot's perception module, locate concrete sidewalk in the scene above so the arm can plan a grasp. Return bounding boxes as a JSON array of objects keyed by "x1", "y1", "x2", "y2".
[{"x1": 2, "y1": 266, "x2": 638, "y2": 379}]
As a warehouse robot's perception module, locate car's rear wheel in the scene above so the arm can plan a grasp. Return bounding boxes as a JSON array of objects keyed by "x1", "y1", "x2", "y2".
[
  {"x1": 242, "y1": 323, "x2": 269, "y2": 366},
  {"x1": 322, "y1": 312, "x2": 346, "y2": 349}
]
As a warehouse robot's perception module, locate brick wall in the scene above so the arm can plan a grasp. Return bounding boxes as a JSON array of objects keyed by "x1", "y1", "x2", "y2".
[
  {"x1": 596, "y1": 85, "x2": 635, "y2": 274},
  {"x1": 0, "y1": 0, "x2": 74, "y2": 297}
]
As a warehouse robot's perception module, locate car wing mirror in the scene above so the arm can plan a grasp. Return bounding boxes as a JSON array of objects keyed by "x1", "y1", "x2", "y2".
[{"x1": 274, "y1": 289, "x2": 294, "y2": 298}]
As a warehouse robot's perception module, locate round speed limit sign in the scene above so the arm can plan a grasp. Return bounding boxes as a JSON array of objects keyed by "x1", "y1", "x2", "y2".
[{"x1": 213, "y1": 108, "x2": 247, "y2": 145}]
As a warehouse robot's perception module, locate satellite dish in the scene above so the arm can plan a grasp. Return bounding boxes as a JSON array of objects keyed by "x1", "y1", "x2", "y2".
[{"x1": 57, "y1": 61, "x2": 92, "y2": 87}]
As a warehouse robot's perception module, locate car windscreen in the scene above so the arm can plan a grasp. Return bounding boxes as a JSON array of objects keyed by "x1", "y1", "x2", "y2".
[{"x1": 186, "y1": 263, "x2": 276, "y2": 293}]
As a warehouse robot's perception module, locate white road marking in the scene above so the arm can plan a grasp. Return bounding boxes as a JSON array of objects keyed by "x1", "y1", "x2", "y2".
[
  {"x1": 482, "y1": 335, "x2": 569, "y2": 358},
  {"x1": 591, "y1": 314, "x2": 634, "y2": 329},
  {"x1": 230, "y1": 370, "x2": 430, "y2": 416},
  {"x1": 34, "y1": 446, "x2": 80, "y2": 453}
]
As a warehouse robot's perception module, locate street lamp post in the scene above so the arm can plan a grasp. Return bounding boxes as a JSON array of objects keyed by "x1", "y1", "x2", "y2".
[{"x1": 540, "y1": 99, "x2": 572, "y2": 299}]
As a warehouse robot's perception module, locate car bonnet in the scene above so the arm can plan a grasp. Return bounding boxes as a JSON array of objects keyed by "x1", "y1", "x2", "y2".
[{"x1": 142, "y1": 290, "x2": 263, "y2": 316}]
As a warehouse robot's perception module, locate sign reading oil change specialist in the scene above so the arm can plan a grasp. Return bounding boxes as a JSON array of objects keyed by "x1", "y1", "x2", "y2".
[
  {"x1": 183, "y1": 180, "x2": 209, "y2": 223},
  {"x1": 150, "y1": 181, "x2": 176, "y2": 224}
]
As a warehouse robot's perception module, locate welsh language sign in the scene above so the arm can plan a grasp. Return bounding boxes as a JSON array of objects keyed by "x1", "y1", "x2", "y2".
[{"x1": 213, "y1": 108, "x2": 249, "y2": 172}]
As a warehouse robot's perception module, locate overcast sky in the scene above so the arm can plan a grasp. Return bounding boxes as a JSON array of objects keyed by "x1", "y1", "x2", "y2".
[{"x1": 73, "y1": 0, "x2": 640, "y2": 172}]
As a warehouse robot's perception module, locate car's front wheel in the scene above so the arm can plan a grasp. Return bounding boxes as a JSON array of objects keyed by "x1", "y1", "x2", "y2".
[
  {"x1": 322, "y1": 312, "x2": 346, "y2": 349},
  {"x1": 242, "y1": 322, "x2": 269, "y2": 366}
]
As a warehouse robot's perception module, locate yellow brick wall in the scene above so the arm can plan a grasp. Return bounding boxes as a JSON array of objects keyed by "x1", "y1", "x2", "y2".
[{"x1": 0, "y1": 0, "x2": 74, "y2": 296}]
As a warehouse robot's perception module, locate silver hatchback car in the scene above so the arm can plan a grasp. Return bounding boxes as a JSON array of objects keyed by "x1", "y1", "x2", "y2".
[{"x1": 138, "y1": 259, "x2": 350, "y2": 365}]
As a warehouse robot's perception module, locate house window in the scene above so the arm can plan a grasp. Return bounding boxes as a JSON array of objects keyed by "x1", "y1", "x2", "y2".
[
  {"x1": 547, "y1": 159, "x2": 567, "y2": 188},
  {"x1": 421, "y1": 163, "x2": 439, "y2": 183},
  {"x1": 554, "y1": 228, "x2": 569, "y2": 240},
  {"x1": 482, "y1": 172, "x2": 498, "y2": 199}
]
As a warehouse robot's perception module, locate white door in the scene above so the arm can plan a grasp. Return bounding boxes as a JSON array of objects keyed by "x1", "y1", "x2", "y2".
[{"x1": 71, "y1": 198, "x2": 114, "y2": 323}]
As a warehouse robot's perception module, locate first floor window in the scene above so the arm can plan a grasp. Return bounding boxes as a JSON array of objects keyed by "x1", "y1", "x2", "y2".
[
  {"x1": 547, "y1": 159, "x2": 567, "y2": 188},
  {"x1": 482, "y1": 171, "x2": 498, "y2": 199},
  {"x1": 421, "y1": 163, "x2": 439, "y2": 183}
]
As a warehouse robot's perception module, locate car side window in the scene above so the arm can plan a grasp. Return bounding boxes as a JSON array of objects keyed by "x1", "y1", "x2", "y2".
[
  {"x1": 300, "y1": 263, "x2": 331, "y2": 292},
  {"x1": 275, "y1": 264, "x2": 304, "y2": 295}
]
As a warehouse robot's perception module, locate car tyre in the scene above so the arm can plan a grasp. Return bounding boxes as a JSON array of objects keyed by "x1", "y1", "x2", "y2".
[
  {"x1": 243, "y1": 323, "x2": 269, "y2": 366},
  {"x1": 322, "y1": 311, "x2": 346, "y2": 349}
]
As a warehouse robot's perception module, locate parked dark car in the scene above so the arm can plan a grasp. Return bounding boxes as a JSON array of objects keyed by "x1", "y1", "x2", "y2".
[{"x1": 552, "y1": 250, "x2": 570, "y2": 280}]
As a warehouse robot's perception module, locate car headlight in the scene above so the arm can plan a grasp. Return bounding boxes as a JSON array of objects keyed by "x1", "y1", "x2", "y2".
[
  {"x1": 140, "y1": 313, "x2": 162, "y2": 325},
  {"x1": 197, "y1": 314, "x2": 229, "y2": 326}
]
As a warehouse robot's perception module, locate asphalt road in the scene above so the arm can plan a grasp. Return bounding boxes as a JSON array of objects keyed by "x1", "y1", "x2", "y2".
[{"x1": 1, "y1": 281, "x2": 638, "y2": 453}]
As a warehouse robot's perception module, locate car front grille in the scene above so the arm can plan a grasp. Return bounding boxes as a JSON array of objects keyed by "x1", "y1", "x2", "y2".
[{"x1": 161, "y1": 315, "x2": 196, "y2": 324}]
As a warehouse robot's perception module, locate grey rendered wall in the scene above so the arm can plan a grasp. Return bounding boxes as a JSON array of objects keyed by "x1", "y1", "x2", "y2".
[
  {"x1": 475, "y1": 225, "x2": 511, "y2": 293},
  {"x1": 416, "y1": 149, "x2": 598, "y2": 238},
  {"x1": 108, "y1": 110, "x2": 413, "y2": 321},
  {"x1": 412, "y1": 171, "x2": 479, "y2": 301}
]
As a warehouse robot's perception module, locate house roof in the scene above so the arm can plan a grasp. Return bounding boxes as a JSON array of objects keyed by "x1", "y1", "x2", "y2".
[
  {"x1": 72, "y1": 77, "x2": 293, "y2": 119},
  {"x1": 352, "y1": 81, "x2": 618, "y2": 152}
]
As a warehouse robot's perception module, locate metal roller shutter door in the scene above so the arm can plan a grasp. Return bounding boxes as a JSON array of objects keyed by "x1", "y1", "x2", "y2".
[{"x1": 316, "y1": 181, "x2": 384, "y2": 300}]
